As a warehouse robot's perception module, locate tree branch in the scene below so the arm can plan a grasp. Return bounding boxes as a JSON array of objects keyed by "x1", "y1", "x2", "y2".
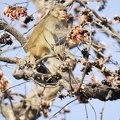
[{"x1": 0, "y1": 19, "x2": 28, "y2": 52}]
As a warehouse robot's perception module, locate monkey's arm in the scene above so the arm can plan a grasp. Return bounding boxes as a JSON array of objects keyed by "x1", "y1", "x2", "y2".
[{"x1": 28, "y1": 21, "x2": 45, "y2": 48}]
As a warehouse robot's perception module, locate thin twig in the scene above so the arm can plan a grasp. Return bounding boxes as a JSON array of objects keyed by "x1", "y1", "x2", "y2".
[
  {"x1": 89, "y1": 102, "x2": 97, "y2": 120},
  {"x1": 100, "y1": 101, "x2": 106, "y2": 120},
  {"x1": 49, "y1": 99, "x2": 77, "y2": 120},
  {"x1": 68, "y1": 69, "x2": 74, "y2": 91},
  {"x1": 13, "y1": 0, "x2": 32, "y2": 5},
  {"x1": 79, "y1": 23, "x2": 92, "y2": 89},
  {"x1": 85, "y1": 104, "x2": 88, "y2": 120}
]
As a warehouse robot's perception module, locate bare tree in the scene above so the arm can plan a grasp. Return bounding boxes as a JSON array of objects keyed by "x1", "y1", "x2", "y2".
[{"x1": 0, "y1": 0, "x2": 120, "y2": 120}]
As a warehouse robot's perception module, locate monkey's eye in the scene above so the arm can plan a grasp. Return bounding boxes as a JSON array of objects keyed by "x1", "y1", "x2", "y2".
[
  {"x1": 59, "y1": 9, "x2": 66, "y2": 12},
  {"x1": 63, "y1": 9, "x2": 66, "y2": 12},
  {"x1": 59, "y1": 9, "x2": 63, "y2": 11}
]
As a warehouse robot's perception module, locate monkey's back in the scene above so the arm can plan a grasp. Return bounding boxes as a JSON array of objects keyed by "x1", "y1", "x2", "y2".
[
  {"x1": 27, "y1": 12, "x2": 69, "y2": 59},
  {"x1": 27, "y1": 16, "x2": 56, "y2": 58}
]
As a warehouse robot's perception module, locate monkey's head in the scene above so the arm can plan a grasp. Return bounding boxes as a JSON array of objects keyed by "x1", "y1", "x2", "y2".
[{"x1": 50, "y1": 4, "x2": 67, "y2": 21}]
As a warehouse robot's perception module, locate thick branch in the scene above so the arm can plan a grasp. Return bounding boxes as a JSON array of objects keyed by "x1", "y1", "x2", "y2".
[
  {"x1": 83, "y1": 84, "x2": 120, "y2": 101},
  {"x1": 0, "y1": 20, "x2": 28, "y2": 52},
  {"x1": 0, "y1": 56, "x2": 16, "y2": 64}
]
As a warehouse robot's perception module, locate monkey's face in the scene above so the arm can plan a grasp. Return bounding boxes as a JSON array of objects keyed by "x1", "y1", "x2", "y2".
[
  {"x1": 58, "y1": 8, "x2": 67, "y2": 20},
  {"x1": 51, "y1": 5, "x2": 67, "y2": 20}
]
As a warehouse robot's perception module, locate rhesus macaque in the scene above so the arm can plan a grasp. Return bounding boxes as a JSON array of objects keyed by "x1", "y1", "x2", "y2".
[{"x1": 28, "y1": 4, "x2": 73, "y2": 69}]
